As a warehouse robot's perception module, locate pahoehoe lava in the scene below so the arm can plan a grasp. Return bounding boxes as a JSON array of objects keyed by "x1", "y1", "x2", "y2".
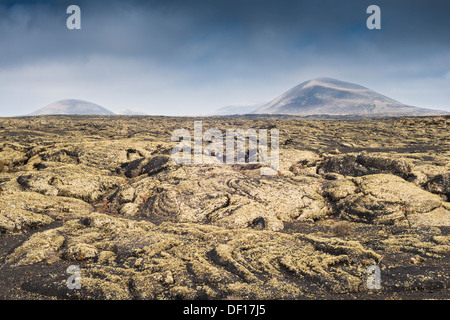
[{"x1": 0, "y1": 114, "x2": 449, "y2": 300}]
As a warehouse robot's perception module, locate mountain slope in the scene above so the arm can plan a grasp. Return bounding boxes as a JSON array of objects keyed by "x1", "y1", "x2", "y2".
[
  {"x1": 116, "y1": 108, "x2": 149, "y2": 115},
  {"x1": 252, "y1": 78, "x2": 437, "y2": 115},
  {"x1": 29, "y1": 99, "x2": 115, "y2": 116},
  {"x1": 211, "y1": 102, "x2": 265, "y2": 115}
]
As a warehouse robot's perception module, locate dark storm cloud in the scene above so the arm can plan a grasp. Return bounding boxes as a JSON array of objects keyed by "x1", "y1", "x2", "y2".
[
  {"x1": 2, "y1": 0, "x2": 449, "y2": 66},
  {"x1": 0, "y1": 0, "x2": 449, "y2": 115}
]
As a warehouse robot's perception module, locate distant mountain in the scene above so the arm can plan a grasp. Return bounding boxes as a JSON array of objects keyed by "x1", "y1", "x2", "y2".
[
  {"x1": 252, "y1": 78, "x2": 441, "y2": 116},
  {"x1": 211, "y1": 102, "x2": 265, "y2": 116},
  {"x1": 29, "y1": 99, "x2": 115, "y2": 116},
  {"x1": 116, "y1": 108, "x2": 149, "y2": 115}
]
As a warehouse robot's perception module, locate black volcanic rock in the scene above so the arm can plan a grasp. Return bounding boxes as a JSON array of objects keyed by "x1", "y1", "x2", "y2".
[
  {"x1": 253, "y1": 78, "x2": 439, "y2": 115},
  {"x1": 29, "y1": 99, "x2": 115, "y2": 116}
]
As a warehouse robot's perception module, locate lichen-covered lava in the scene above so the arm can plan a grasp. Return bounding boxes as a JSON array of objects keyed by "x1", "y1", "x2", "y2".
[{"x1": 0, "y1": 115, "x2": 448, "y2": 299}]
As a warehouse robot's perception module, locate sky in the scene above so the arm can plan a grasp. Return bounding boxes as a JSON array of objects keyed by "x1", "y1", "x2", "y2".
[{"x1": 0, "y1": 0, "x2": 449, "y2": 116}]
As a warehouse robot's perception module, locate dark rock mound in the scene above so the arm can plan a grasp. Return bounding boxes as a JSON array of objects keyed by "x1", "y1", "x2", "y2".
[
  {"x1": 121, "y1": 155, "x2": 170, "y2": 178},
  {"x1": 318, "y1": 153, "x2": 412, "y2": 179}
]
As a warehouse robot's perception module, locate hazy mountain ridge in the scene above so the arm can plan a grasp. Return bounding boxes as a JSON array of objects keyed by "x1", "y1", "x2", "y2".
[
  {"x1": 116, "y1": 108, "x2": 149, "y2": 115},
  {"x1": 211, "y1": 102, "x2": 265, "y2": 115},
  {"x1": 27, "y1": 80, "x2": 448, "y2": 117}
]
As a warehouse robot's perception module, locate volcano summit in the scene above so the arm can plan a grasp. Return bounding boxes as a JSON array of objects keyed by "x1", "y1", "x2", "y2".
[
  {"x1": 253, "y1": 78, "x2": 439, "y2": 116},
  {"x1": 29, "y1": 99, "x2": 115, "y2": 116}
]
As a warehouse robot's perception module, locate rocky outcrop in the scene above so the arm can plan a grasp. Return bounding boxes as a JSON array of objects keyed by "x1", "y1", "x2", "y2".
[
  {"x1": 16, "y1": 164, "x2": 123, "y2": 203},
  {"x1": 322, "y1": 174, "x2": 446, "y2": 226},
  {"x1": 0, "y1": 206, "x2": 53, "y2": 234},
  {"x1": 318, "y1": 153, "x2": 414, "y2": 178}
]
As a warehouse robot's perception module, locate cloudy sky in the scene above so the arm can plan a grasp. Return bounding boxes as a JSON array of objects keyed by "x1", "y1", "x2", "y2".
[{"x1": 0, "y1": 0, "x2": 449, "y2": 116}]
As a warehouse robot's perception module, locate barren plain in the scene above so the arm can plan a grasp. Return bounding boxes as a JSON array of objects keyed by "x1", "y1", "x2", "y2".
[{"x1": 0, "y1": 115, "x2": 449, "y2": 300}]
